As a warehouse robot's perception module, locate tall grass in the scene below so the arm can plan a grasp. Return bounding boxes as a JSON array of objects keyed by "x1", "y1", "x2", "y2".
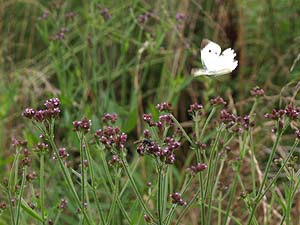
[{"x1": 0, "y1": 0, "x2": 300, "y2": 224}]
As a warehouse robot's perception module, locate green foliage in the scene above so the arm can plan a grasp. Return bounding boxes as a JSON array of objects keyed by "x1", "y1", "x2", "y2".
[{"x1": 1, "y1": 0, "x2": 300, "y2": 224}]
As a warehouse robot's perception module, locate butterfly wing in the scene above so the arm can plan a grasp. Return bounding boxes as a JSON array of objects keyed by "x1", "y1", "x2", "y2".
[
  {"x1": 192, "y1": 68, "x2": 233, "y2": 76},
  {"x1": 220, "y1": 48, "x2": 238, "y2": 71}
]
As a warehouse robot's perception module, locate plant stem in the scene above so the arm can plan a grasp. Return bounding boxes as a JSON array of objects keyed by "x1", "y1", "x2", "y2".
[
  {"x1": 7, "y1": 148, "x2": 21, "y2": 225},
  {"x1": 120, "y1": 157, "x2": 155, "y2": 222},
  {"x1": 164, "y1": 175, "x2": 193, "y2": 225},
  {"x1": 157, "y1": 166, "x2": 163, "y2": 225},
  {"x1": 170, "y1": 114, "x2": 194, "y2": 147},
  {"x1": 16, "y1": 166, "x2": 27, "y2": 225},
  {"x1": 98, "y1": 148, "x2": 132, "y2": 224},
  {"x1": 200, "y1": 107, "x2": 216, "y2": 140},
  {"x1": 246, "y1": 122, "x2": 286, "y2": 225},
  {"x1": 84, "y1": 139, "x2": 106, "y2": 225},
  {"x1": 222, "y1": 133, "x2": 248, "y2": 225},
  {"x1": 258, "y1": 139, "x2": 299, "y2": 201},
  {"x1": 78, "y1": 133, "x2": 86, "y2": 222},
  {"x1": 107, "y1": 169, "x2": 121, "y2": 224},
  {"x1": 40, "y1": 154, "x2": 46, "y2": 225},
  {"x1": 46, "y1": 121, "x2": 94, "y2": 225},
  {"x1": 175, "y1": 124, "x2": 224, "y2": 225}
]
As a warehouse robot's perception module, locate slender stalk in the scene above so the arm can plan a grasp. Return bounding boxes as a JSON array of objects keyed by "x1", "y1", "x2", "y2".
[
  {"x1": 164, "y1": 175, "x2": 193, "y2": 225},
  {"x1": 222, "y1": 133, "x2": 248, "y2": 225},
  {"x1": 258, "y1": 139, "x2": 299, "y2": 201},
  {"x1": 7, "y1": 148, "x2": 21, "y2": 225},
  {"x1": 157, "y1": 167, "x2": 163, "y2": 225},
  {"x1": 46, "y1": 121, "x2": 94, "y2": 225},
  {"x1": 199, "y1": 107, "x2": 216, "y2": 140},
  {"x1": 53, "y1": 210, "x2": 62, "y2": 225},
  {"x1": 84, "y1": 139, "x2": 106, "y2": 225},
  {"x1": 170, "y1": 114, "x2": 194, "y2": 147},
  {"x1": 246, "y1": 122, "x2": 286, "y2": 225},
  {"x1": 107, "y1": 170, "x2": 121, "y2": 224},
  {"x1": 195, "y1": 148, "x2": 206, "y2": 225},
  {"x1": 120, "y1": 157, "x2": 155, "y2": 222},
  {"x1": 203, "y1": 124, "x2": 224, "y2": 198},
  {"x1": 7, "y1": 189, "x2": 16, "y2": 225},
  {"x1": 175, "y1": 125, "x2": 224, "y2": 225},
  {"x1": 16, "y1": 166, "x2": 27, "y2": 225},
  {"x1": 98, "y1": 149, "x2": 132, "y2": 224},
  {"x1": 40, "y1": 154, "x2": 46, "y2": 225},
  {"x1": 78, "y1": 132, "x2": 86, "y2": 222}
]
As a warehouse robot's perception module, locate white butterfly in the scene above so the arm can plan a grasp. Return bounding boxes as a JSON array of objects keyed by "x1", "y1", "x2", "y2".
[{"x1": 193, "y1": 39, "x2": 238, "y2": 76}]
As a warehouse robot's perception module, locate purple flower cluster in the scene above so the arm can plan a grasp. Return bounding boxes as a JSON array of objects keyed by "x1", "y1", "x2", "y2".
[
  {"x1": 108, "y1": 154, "x2": 121, "y2": 166},
  {"x1": 98, "y1": 6, "x2": 111, "y2": 20},
  {"x1": 188, "y1": 163, "x2": 207, "y2": 174},
  {"x1": 102, "y1": 113, "x2": 117, "y2": 124},
  {"x1": 38, "y1": 11, "x2": 50, "y2": 20},
  {"x1": 210, "y1": 96, "x2": 227, "y2": 106},
  {"x1": 264, "y1": 109, "x2": 286, "y2": 120},
  {"x1": 52, "y1": 27, "x2": 68, "y2": 41},
  {"x1": 35, "y1": 142, "x2": 49, "y2": 153},
  {"x1": 285, "y1": 105, "x2": 300, "y2": 120},
  {"x1": 0, "y1": 201, "x2": 7, "y2": 210},
  {"x1": 58, "y1": 198, "x2": 67, "y2": 209},
  {"x1": 220, "y1": 109, "x2": 236, "y2": 127},
  {"x1": 138, "y1": 12, "x2": 153, "y2": 23},
  {"x1": 73, "y1": 117, "x2": 92, "y2": 133},
  {"x1": 11, "y1": 138, "x2": 27, "y2": 147},
  {"x1": 175, "y1": 13, "x2": 185, "y2": 21},
  {"x1": 188, "y1": 102, "x2": 203, "y2": 114},
  {"x1": 295, "y1": 129, "x2": 300, "y2": 139},
  {"x1": 265, "y1": 105, "x2": 300, "y2": 122},
  {"x1": 26, "y1": 171, "x2": 36, "y2": 182},
  {"x1": 156, "y1": 102, "x2": 172, "y2": 112},
  {"x1": 170, "y1": 192, "x2": 187, "y2": 206},
  {"x1": 137, "y1": 137, "x2": 180, "y2": 164},
  {"x1": 23, "y1": 98, "x2": 60, "y2": 122},
  {"x1": 95, "y1": 113, "x2": 127, "y2": 150},
  {"x1": 143, "y1": 113, "x2": 174, "y2": 131},
  {"x1": 11, "y1": 138, "x2": 32, "y2": 167},
  {"x1": 58, "y1": 147, "x2": 69, "y2": 159},
  {"x1": 65, "y1": 12, "x2": 77, "y2": 20},
  {"x1": 250, "y1": 86, "x2": 265, "y2": 97},
  {"x1": 220, "y1": 109, "x2": 253, "y2": 132}
]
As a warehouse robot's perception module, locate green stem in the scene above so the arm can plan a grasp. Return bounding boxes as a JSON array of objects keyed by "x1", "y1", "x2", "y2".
[
  {"x1": 246, "y1": 122, "x2": 286, "y2": 225},
  {"x1": 84, "y1": 139, "x2": 106, "y2": 225},
  {"x1": 175, "y1": 125, "x2": 224, "y2": 225},
  {"x1": 53, "y1": 210, "x2": 62, "y2": 225},
  {"x1": 7, "y1": 148, "x2": 21, "y2": 225},
  {"x1": 98, "y1": 149, "x2": 132, "y2": 224},
  {"x1": 222, "y1": 133, "x2": 248, "y2": 225},
  {"x1": 107, "y1": 170, "x2": 121, "y2": 224},
  {"x1": 16, "y1": 166, "x2": 27, "y2": 225},
  {"x1": 164, "y1": 175, "x2": 193, "y2": 224},
  {"x1": 195, "y1": 147, "x2": 205, "y2": 225},
  {"x1": 120, "y1": 157, "x2": 155, "y2": 222},
  {"x1": 203, "y1": 124, "x2": 224, "y2": 198},
  {"x1": 46, "y1": 123, "x2": 94, "y2": 225},
  {"x1": 40, "y1": 154, "x2": 46, "y2": 225},
  {"x1": 170, "y1": 114, "x2": 194, "y2": 147},
  {"x1": 157, "y1": 167, "x2": 163, "y2": 225},
  {"x1": 258, "y1": 139, "x2": 299, "y2": 201},
  {"x1": 200, "y1": 107, "x2": 216, "y2": 140},
  {"x1": 78, "y1": 133, "x2": 86, "y2": 219}
]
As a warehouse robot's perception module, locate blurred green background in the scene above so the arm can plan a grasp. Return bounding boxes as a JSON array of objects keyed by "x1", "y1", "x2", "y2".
[{"x1": 1, "y1": 0, "x2": 300, "y2": 178}]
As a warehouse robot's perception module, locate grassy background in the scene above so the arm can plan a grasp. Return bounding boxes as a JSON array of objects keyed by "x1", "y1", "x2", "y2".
[{"x1": 0, "y1": 0, "x2": 300, "y2": 224}]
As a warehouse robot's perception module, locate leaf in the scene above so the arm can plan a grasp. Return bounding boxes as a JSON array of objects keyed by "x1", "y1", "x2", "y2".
[{"x1": 21, "y1": 199, "x2": 43, "y2": 222}]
